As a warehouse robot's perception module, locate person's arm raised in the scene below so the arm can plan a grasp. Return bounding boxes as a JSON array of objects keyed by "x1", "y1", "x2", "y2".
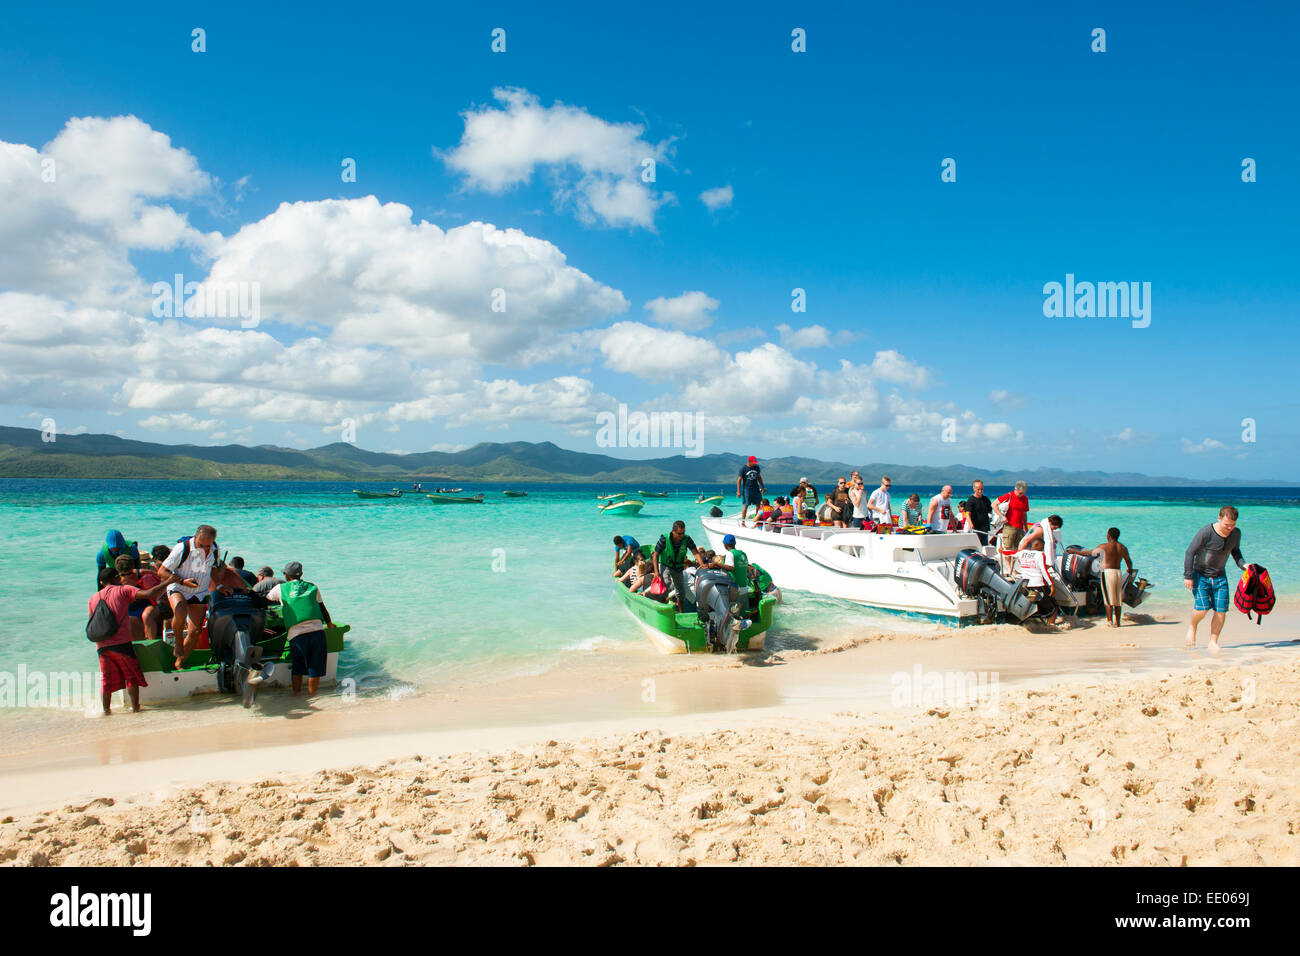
[{"x1": 135, "y1": 581, "x2": 171, "y2": 603}]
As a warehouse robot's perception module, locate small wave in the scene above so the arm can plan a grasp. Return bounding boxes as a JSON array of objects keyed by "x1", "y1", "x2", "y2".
[{"x1": 563, "y1": 634, "x2": 615, "y2": 653}]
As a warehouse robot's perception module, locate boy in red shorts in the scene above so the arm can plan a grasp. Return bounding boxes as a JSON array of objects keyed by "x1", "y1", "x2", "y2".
[{"x1": 89, "y1": 566, "x2": 176, "y2": 714}]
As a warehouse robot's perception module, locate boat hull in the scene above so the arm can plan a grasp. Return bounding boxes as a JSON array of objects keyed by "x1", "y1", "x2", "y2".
[
  {"x1": 427, "y1": 494, "x2": 484, "y2": 504},
  {"x1": 600, "y1": 499, "x2": 644, "y2": 515},
  {"x1": 614, "y1": 579, "x2": 773, "y2": 653},
  {"x1": 128, "y1": 624, "x2": 348, "y2": 703},
  {"x1": 354, "y1": 490, "x2": 402, "y2": 499},
  {"x1": 701, "y1": 515, "x2": 981, "y2": 625}
]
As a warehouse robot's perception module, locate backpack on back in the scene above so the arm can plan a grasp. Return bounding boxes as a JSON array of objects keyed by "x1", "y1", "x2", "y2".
[
  {"x1": 86, "y1": 594, "x2": 121, "y2": 643},
  {"x1": 1233, "y1": 564, "x2": 1276, "y2": 624}
]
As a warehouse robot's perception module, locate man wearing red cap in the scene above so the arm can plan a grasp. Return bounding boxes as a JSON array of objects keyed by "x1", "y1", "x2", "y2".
[{"x1": 737, "y1": 455, "x2": 765, "y2": 527}]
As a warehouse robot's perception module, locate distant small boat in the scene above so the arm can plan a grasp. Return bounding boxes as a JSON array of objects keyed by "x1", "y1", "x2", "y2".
[
  {"x1": 597, "y1": 492, "x2": 630, "y2": 502},
  {"x1": 434, "y1": 487, "x2": 462, "y2": 494},
  {"x1": 427, "y1": 493, "x2": 484, "y2": 504},
  {"x1": 695, "y1": 493, "x2": 724, "y2": 505},
  {"x1": 638, "y1": 490, "x2": 669, "y2": 497},
  {"x1": 599, "y1": 498, "x2": 644, "y2": 516},
  {"x1": 502, "y1": 490, "x2": 528, "y2": 498},
  {"x1": 355, "y1": 489, "x2": 402, "y2": 499}
]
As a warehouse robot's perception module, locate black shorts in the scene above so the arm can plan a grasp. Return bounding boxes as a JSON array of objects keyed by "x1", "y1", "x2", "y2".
[{"x1": 289, "y1": 629, "x2": 328, "y2": 678}]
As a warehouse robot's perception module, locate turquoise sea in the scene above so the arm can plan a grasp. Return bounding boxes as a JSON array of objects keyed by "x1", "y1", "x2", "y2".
[{"x1": 1, "y1": 480, "x2": 1296, "y2": 700}]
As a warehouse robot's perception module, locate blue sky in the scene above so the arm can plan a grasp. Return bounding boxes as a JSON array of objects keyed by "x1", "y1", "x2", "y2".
[{"x1": 1, "y1": 0, "x2": 1296, "y2": 479}]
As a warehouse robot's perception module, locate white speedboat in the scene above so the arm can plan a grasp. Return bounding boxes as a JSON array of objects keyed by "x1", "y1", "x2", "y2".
[{"x1": 700, "y1": 514, "x2": 1040, "y2": 626}]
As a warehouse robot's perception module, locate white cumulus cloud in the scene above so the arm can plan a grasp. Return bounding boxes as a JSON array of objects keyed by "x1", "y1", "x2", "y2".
[
  {"x1": 644, "y1": 291, "x2": 719, "y2": 329},
  {"x1": 440, "y1": 88, "x2": 673, "y2": 229}
]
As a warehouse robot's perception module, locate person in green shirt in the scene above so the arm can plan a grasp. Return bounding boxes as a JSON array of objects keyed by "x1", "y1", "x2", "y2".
[
  {"x1": 265, "y1": 561, "x2": 333, "y2": 696},
  {"x1": 748, "y1": 562, "x2": 781, "y2": 602},
  {"x1": 721, "y1": 534, "x2": 749, "y2": 588},
  {"x1": 903, "y1": 493, "x2": 924, "y2": 527}
]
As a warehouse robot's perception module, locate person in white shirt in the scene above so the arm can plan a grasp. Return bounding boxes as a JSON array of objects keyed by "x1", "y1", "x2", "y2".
[
  {"x1": 1015, "y1": 546, "x2": 1051, "y2": 587},
  {"x1": 156, "y1": 524, "x2": 218, "y2": 669},
  {"x1": 926, "y1": 486, "x2": 957, "y2": 532},
  {"x1": 866, "y1": 475, "x2": 893, "y2": 528},
  {"x1": 1015, "y1": 542, "x2": 1065, "y2": 624},
  {"x1": 849, "y1": 476, "x2": 866, "y2": 527}
]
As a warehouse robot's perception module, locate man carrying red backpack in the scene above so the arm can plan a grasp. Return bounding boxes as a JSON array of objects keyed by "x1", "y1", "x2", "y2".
[{"x1": 1183, "y1": 506, "x2": 1247, "y2": 651}]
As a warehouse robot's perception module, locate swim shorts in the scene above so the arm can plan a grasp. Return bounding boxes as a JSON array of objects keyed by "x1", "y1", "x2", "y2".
[
  {"x1": 1193, "y1": 573, "x2": 1229, "y2": 613},
  {"x1": 289, "y1": 628, "x2": 328, "y2": 677}
]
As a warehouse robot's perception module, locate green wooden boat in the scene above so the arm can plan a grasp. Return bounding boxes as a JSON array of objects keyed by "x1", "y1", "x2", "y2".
[
  {"x1": 695, "y1": 493, "x2": 724, "y2": 505},
  {"x1": 502, "y1": 490, "x2": 528, "y2": 498},
  {"x1": 597, "y1": 492, "x2": 630, "y2": 502},
  {"x1": 427, "y1": 492, "x2": 484, "y2": 504},
  {"x1": 599, "y1": 498, "x2": 644, "y2": 516},
  {"x1": 355, "y1": 489, "x2": 402, "y2": 499},
  {"x1": 614, "y1": 570, "x2": 775, "y2": 654}
]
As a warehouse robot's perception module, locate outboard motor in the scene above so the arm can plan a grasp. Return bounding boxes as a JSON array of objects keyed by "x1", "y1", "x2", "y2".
[
  {"x1": 695, "y1": 569, "x2": 739, "y2": 651},
  {"x1": 955, "y1": 548, "x2": 1037, "y2": 623},
  {"x1": 208, "y1": 590, "x2": 273, "y2": 706},
  {"x1": 1058, "y1": 550, "x2": 1104, "y2": 613},
  {"x1": 708, "y1": 506, "x2": 724, "y2": 518},
  {"x1": 1123, "y1": 570, "x2": 1151, "y2": 608}
]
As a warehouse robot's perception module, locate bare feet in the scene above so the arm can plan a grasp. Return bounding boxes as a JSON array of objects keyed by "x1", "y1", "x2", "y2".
[{"x1": 1208, "y1": 640, "x2": 1221, "y2": 654}]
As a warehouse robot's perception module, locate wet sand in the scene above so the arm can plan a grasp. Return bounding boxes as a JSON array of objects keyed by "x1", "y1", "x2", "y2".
[{"x1": 1, "y1": 604, "x2": 1297, "y2": 861}]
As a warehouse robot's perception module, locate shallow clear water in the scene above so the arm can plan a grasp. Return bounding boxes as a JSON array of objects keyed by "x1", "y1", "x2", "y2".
[{"x1": 1, "y1": 479, "x2": 1294, "y2": 700}]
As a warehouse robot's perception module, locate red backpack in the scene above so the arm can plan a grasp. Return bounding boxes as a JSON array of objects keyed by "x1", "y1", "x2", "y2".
[{"x1": 1233, "y1": 564, "x2": 1275, "y2": 624}]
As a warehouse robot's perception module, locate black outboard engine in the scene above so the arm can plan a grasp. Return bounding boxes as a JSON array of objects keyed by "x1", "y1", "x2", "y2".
[
  {"x1": 955, "y1": 549, "x2": 1037, "y2": 623},
  {"x1": 708, "y1": 506, "x2": 724, "y2": 518},
  {"x1": 208, "y1": 590, "x2": 271, "y2": 706},
  {"x1": 1123, "y1": 570, "x2": 1151, "y2": 608},
  {"x1": 1058, "y1": 550, "x2": 1104, "y2": 613}
]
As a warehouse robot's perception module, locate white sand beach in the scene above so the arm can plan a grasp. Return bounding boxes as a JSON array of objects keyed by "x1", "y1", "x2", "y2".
[{"x1": 2, "y1": 606, "x2": 1297, "y2": 866}]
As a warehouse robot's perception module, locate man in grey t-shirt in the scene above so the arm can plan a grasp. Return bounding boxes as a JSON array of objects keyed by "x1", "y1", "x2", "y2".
[
  {"x1": 1183, "y1": 505, "x2": 1246, "y2": 651},
  {"x1": 253, "y1": 566, "x2": 283, "y2": 596}
]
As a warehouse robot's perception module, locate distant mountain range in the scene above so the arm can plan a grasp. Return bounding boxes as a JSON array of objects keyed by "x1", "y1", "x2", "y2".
[{"x1": 0, "y1": 425, "x2": 1290, "y2": 486}]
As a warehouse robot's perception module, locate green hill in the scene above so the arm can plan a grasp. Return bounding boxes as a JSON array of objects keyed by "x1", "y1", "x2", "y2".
[{"x1": 0, "y1": 425, "x2": 1289, "y2": 485}]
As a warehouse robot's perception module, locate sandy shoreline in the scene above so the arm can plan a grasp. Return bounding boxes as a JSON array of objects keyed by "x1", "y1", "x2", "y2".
[{"x1": 2, "y1": 607, "x2": 1297, "y2": 865}]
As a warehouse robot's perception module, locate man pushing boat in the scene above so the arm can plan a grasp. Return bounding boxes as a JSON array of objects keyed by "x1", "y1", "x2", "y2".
[{"x1": 652, "y1": 521, "x2": 701, "y2": 612}]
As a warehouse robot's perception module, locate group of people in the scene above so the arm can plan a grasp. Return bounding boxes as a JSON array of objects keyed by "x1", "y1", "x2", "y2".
[
  {"x1": 88, "y1": 526, "x2": 333, "y2": 713},
  {"x1": 612, "y1": 522, "x2": 779, "y2": 623},
  {"x1": 734, "y1": 458, "x2": 1153, "y2": 626},
  {"x1": 737, "y1": 460, "x2": 1034, "y2": 544},
  {"x1": 737, "y1": 461, "x2": 1014, "y2": 541},
  {"x1": 736, "y1": 456, "x2": 1258, "y2": 639}
]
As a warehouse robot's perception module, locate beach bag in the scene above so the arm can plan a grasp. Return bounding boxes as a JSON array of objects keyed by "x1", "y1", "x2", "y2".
[
  {"x1": 647, "y1": 575, "x2": 667, "y2": 599},
  {"x1": 86, "y1": 594, "x2": 120, "y2": 643},
  {"x1": 1233, "y1": 564, "x2": 1275, "y2": 624}
]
